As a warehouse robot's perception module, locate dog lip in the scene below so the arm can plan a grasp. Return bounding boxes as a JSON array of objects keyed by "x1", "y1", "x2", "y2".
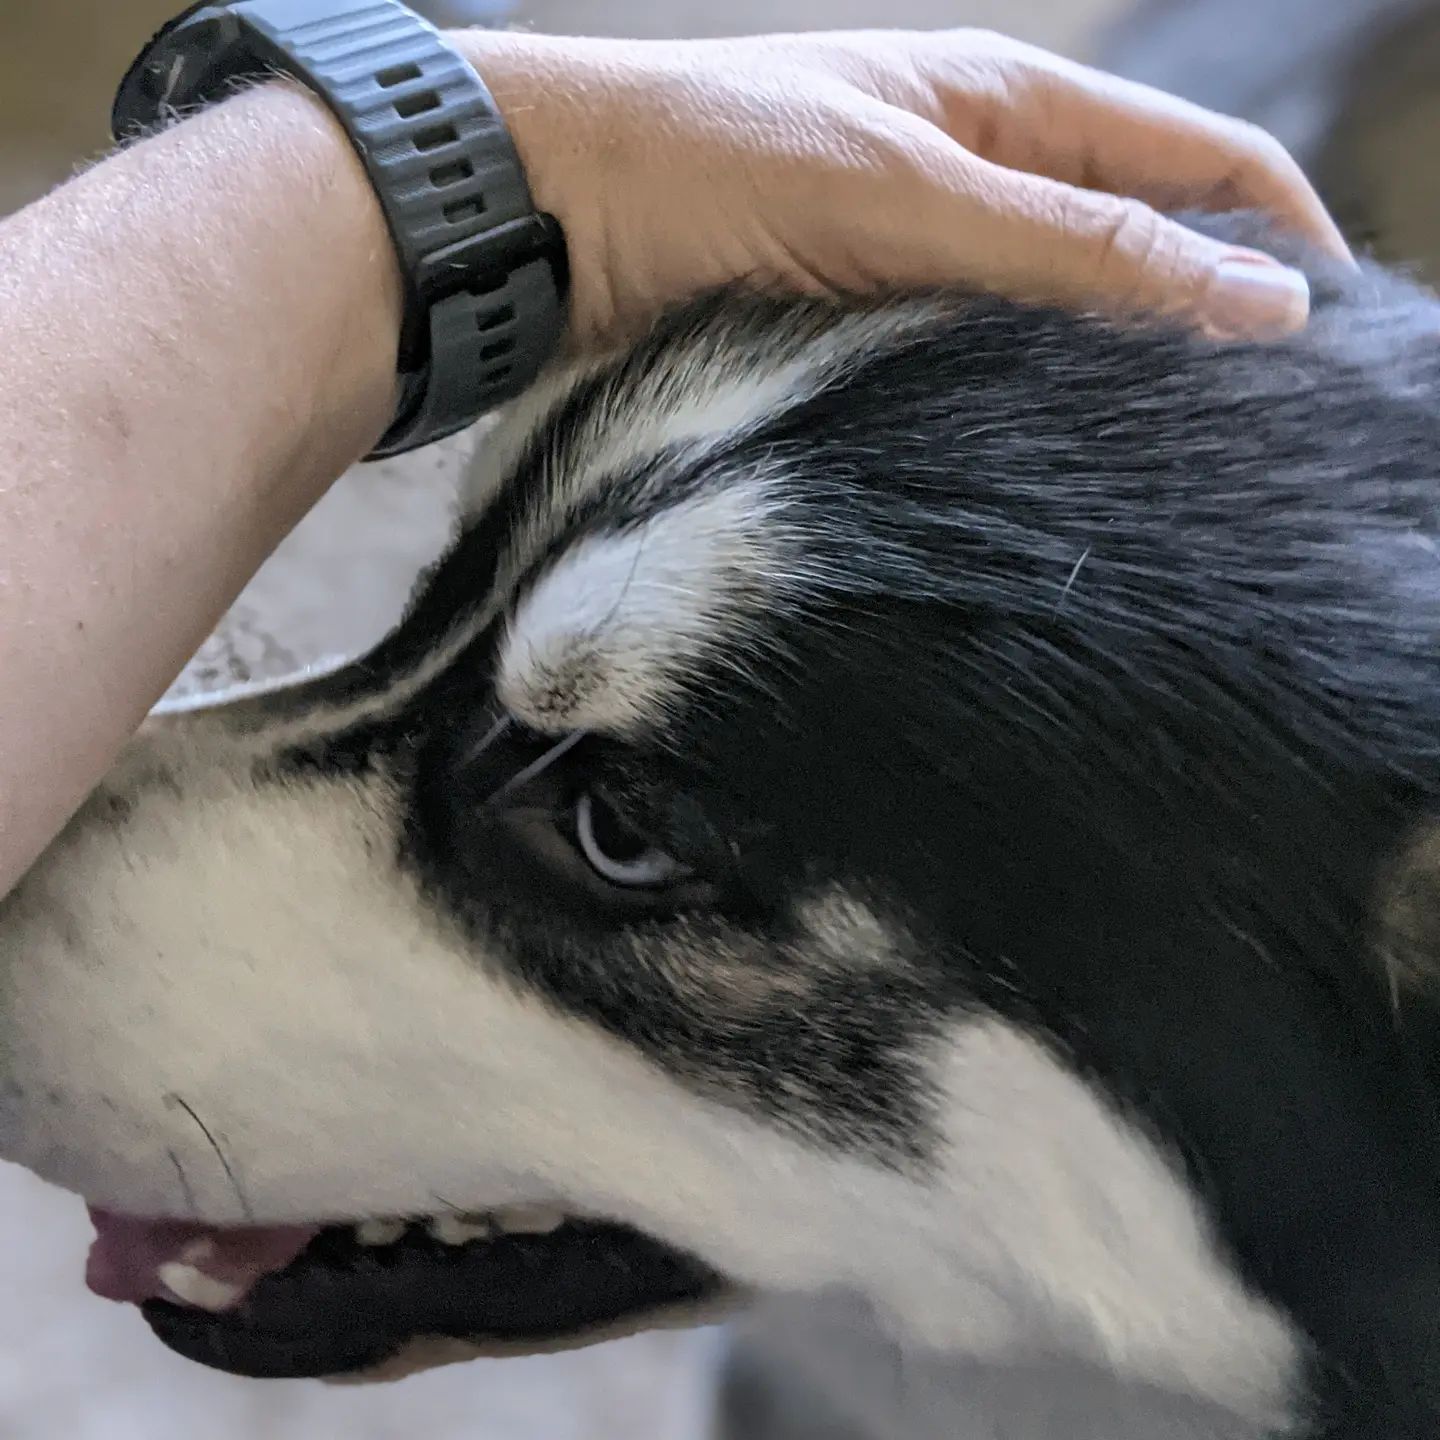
[
  {"x1": 84, "y1": 1208, "x2": 321, "y2": 1308},
  {"x1": 139, "y1": 1216, "x2": 726, "y2": 1380},
  {"x1": 87, "y1": 1204, "x2": 578, "y2": 1310}
]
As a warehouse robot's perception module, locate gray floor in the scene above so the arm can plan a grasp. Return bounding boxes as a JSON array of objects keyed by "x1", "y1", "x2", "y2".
[{"x1": 0, "y1": 1, "x2": 1123, "y2": 1436}]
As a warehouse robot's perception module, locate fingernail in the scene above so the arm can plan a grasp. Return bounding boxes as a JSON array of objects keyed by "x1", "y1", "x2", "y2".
[{"x1": 1199, "y1": 255, "x2": 1310, "y2": 340}]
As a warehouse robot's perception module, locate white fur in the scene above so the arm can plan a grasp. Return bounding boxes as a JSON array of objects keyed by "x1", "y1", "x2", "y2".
[
  {"x1": 245, "y1": 308, "x2": 917, "y2": 752},
  {"x1": 458, "y1": 308, "x2": 927, "y2": 526},
  {"x1": 0, "y1": 296, "x2": 1305, "y2": 1438},
  {"x1": 0, "y1": 754, "x2": 1297, "y2": 1428},
  {"x1": 176, "y1": 326, "x2": 862, "y2": 758},
  {"x1": 497, "y1": 480, "x2": 791, "y2": 735},
  {"x1": 734, "y1": 1294, "x2": 1278, "y2": 1440}
]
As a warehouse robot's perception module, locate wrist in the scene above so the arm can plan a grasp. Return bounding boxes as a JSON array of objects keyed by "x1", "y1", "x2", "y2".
[
  {"x1": 442, "y1": 28, "x2": 612, "y2": 347},
  {"x1": 207, "y1": 80, "x2": 406, "y2": 498},
  {"x1": 65, "y1": 75, "x2": 407, "y2": 524},
  {"x1": 118, "y1": 6, "x2": 568, "y2": 458},
  {"x1": 112, "y1": 8, "x2": 569, "y2": 491},
  {"x1": 442, "y1": 28, "x2": 569, "y2": 214},
  {"x1": 108, "y1": 76, "x2": 407, "y2": 515}
]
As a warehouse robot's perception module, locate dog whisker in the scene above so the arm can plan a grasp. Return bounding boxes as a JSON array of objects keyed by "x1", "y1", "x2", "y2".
[
  {"x1": 167, "y1": 1148, "x2": 198, "y2": 1220},
  {"x1": 167, "y1": 1093, "x2": 252, "y2": 1222},
  {"x1": 1054, "y1": 544, "x2": 1092, "y2": 614},
  {"x1": 505, "y1": 803, "x2": 569, "y2": 824},
  {"x1": 461, "y1": 714, "x2": 512, "y2": 769},
  {"x1": 484, "y1": 729, "x2": 586, "y2": 809}
]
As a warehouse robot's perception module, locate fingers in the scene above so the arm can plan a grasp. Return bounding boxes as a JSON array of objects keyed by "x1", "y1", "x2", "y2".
[
  {"x1": 916, "y1": 32, "x2": 1351, "y2": 264},
  {"x1": 846, "y1": 118, "x2": 1312, "y2": 339},
  {"x1": 455, "y1": 25, "x2": 1339, "y2": 344}
]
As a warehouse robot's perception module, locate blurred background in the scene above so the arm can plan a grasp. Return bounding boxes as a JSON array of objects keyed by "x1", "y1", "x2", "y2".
[{"x1": 0, "y1": 0, "x2": 1435, "y2": 1435}]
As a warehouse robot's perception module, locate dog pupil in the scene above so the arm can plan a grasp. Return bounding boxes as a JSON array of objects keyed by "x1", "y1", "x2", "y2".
[{"x1": 590, "y1": 794, "x2": 649, "y2": 863}]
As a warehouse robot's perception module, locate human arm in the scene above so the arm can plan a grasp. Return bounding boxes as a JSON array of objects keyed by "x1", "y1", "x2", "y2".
[
  {"x1": 460, "y1": 27, "x2": 1347, "y2": 348},
  {"x1": 0, "y1": 81, "x2": 401, "y2": 896},
  {"x1": 0, "y1": 24, "x2": 1347, "y2": 897}
]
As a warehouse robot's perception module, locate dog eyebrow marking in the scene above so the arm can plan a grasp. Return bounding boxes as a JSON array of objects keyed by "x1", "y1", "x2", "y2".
[{"x1": 494, "y1": 479, "x2": 799, "y2": 737}]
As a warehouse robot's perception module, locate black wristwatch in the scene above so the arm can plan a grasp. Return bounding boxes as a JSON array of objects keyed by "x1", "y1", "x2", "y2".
[{"x1": 113, "y1": 0, "x2": 569, "y2": 458}]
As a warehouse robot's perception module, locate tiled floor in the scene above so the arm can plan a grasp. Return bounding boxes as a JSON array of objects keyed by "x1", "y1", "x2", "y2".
[{"x1": 0, "y1": 1, "x2": 1120, "y2": 1437}]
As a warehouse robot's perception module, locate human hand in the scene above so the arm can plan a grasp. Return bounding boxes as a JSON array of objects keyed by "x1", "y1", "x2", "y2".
[{"x1": 453, "y1": 27, "x2": 1349, "y2": 349}]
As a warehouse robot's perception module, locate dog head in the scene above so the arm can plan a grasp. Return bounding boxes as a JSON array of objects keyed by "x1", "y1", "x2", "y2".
[{"x1": 5, "y1": 221, "x2": 1440, "y2": 1432}]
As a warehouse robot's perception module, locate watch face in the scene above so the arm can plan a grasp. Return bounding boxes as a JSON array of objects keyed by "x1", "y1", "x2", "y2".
[
  {"x1": 112, "y1": 0, "x2": 564, "y2": 456},
  {"x1": 111, "y1": 5, "x2": 243, "y2": 144}
]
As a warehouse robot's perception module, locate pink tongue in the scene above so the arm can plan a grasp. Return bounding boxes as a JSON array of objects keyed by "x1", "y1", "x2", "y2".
[{"x1": 86, "y1": 1208, "x2": 319, "y2": 1308}]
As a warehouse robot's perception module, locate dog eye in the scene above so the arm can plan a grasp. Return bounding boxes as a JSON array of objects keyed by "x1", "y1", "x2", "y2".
[{"x1": 574, "y1": 791, "x2": 690, "y2": 889}]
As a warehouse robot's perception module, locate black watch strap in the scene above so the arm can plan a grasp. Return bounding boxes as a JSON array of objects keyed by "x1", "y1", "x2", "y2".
[{"x1": 113, "y1": 0, "x2": 569, "y2": 458}]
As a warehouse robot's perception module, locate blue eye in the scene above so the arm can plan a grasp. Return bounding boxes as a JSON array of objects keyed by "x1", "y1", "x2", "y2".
[{"x1": 574, "y1": 792, "x2": 689, "y2": 889}]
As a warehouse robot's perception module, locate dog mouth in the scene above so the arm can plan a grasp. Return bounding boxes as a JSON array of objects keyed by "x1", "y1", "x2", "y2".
[{"x1": 86, "y1": 1206, "x2": 725, "y2": 1380}]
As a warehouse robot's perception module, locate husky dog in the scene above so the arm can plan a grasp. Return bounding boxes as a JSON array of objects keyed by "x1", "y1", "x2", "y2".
[{"x1": 2, "y1": 214, "x2": 1440, "y2": 1440}]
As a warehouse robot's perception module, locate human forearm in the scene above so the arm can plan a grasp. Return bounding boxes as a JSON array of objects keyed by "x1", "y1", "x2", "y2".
[
  {"x1": 0, "y1": 17, "x2": 1346, "y2": 901},
  {"x1": 0, "y1": 81, "x2": 402, "y2": 895}
]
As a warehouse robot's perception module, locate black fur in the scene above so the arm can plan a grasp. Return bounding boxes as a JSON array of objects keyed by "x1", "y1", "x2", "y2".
[{"x1": 277, "y1": 215, "x2": 1440, "y2": 1434}]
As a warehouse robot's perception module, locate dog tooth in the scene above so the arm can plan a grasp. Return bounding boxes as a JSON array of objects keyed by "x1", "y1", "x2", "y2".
[
  {"x1": 157, "y1": 1262, "x2": 242, "y2": 1312},
  {"x1": 491, "y1": 1205, "x2": 566, "y2": 1236},
  {"x1": 354, "y1": 1218, "x2": 406, "y2": 1247},
  {"x1": 427, "y1": 1213, "x2": 493, "y2": 1246},
  {"x1": 178, "y1": 1238, "x2": 218, "y2": 1265}
]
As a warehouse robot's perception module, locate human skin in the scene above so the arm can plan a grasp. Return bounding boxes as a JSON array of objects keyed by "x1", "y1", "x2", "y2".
[{"x1": 0, "y1": 26, "x2": 1347, "y2": 901}]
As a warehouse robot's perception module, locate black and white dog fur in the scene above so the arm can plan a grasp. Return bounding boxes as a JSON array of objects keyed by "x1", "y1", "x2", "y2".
[{"x1": 3, "y1": 213, "x2": 1440, "y2": 1438}]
